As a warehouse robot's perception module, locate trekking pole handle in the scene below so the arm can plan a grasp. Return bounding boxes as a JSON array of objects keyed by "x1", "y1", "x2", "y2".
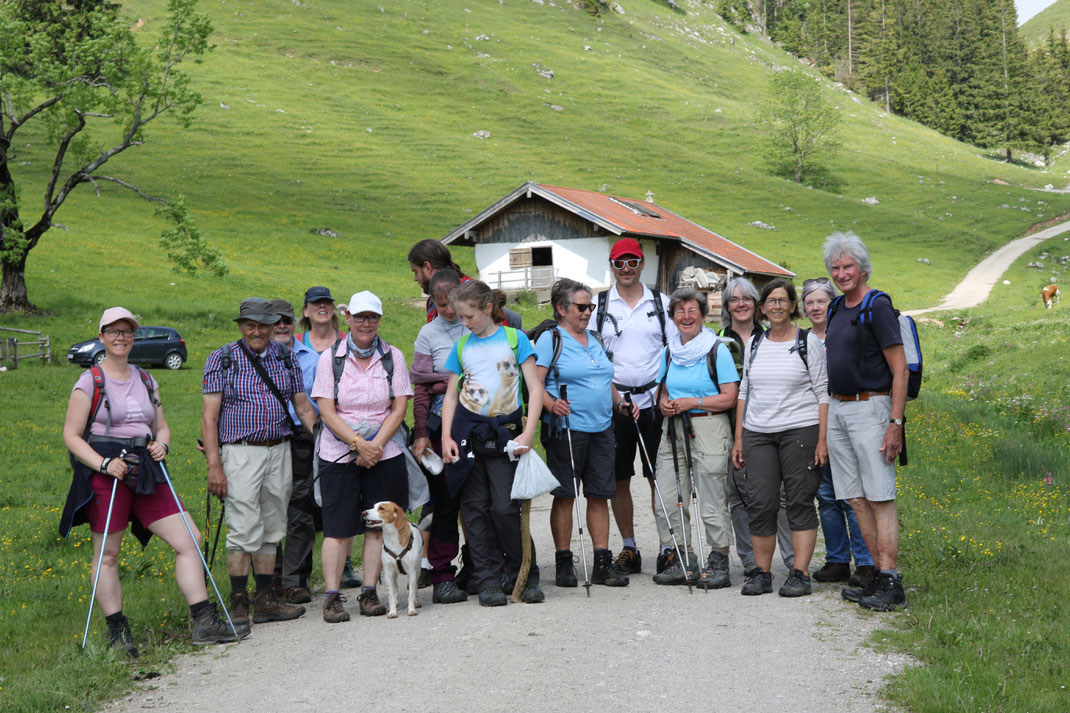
[{"x1": 560, "y1": 384, "x2": 568, "y2": 401}]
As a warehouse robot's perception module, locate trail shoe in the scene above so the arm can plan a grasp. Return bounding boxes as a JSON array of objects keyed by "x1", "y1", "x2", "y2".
[
  {"x1": 614, "y1": 547, "x2": 642, "y2": 574},
  {"x1": 655, "y1": 549, "x2": 672, "y2": 574},
  {"x1": 252, "y1": 586, "x2": 306, "y2": 623},
  {"x1": 284, "y1": 586, "x2": 312, "y2": 604},
  {"x1": 812, "y1": 561, "x2": 851, "y2": 583},
  {"x1": 592, "y1": 549, "x2": 630, "y2": 587},
  {"x1": 478, "y1": 586, "x2": 508, "y2": 607},
  {"x1": 653, "y1": 550, "x2": 697, "y2": 585},
  {"x1": 841, "y1": 569, "x2": 880, "y2": 602},
  {"x1": 192, "y1": 603, "x2": 244, "y2": 644},
  {"x1": 432, "y1": 580, "x2": 468, "y2": 604},
  {"x1": 859, "y1": 572, "x2": 908, "y2": 611},
  {"x1": 323, "y1": 592, "x2": 350, "y2": 623},
  {"x1": 849, "y1": 565, "x2": 878, "y2": 588},
  {"x1": 695, "y1": 550, "x2": 731, "y2": 590},
  {"x1": 521, "y1": 581, "x2": 545, "y2": 604},
  {"x1": 358, "y1": 589, "x2": 387, "y2": 616},
  {"x1": 106, "y1": 614, "x2": 139, "y2": 657},
  {"x1": 418, "y1": 568, "x2": 433, "y2": 589},
  {"x1": 228, "y1": 590, "x2": 251, "y2": 629},
  {"x1": 742, "y1": 563, "x2": 760, "y2": 578},
  {"x1": 340, "y1": 557, "x2": 361, "y2": 589},
  {"x1": 555, "y1": 550, "x2": 578, "y2": 587},
  {"x1": 778, "y1": 569, "x2": 813, "y2": 597},
  {"x1": 456, "y1": 544, "x2": 477, "y2": 595},
  {"x1": 741, "y1": 567, "x2": 773, "y2": 595}
]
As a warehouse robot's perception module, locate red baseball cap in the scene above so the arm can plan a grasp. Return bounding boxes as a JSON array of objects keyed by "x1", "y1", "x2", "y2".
[{"x1": 609, "y1": 238, "x2": 643, "y2": 261}]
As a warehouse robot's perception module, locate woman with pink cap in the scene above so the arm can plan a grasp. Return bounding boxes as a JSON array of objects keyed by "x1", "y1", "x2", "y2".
[{"x1": 61, "y1": 307, "x2": 241, "y2": 655}]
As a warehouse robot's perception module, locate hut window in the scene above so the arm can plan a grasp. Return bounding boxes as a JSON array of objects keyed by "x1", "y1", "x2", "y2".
[{"x1": 531, "y1": 246, "x2": 553, "y2": 266}]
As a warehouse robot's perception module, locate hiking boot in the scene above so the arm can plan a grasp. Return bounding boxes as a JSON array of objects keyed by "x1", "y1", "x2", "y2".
[
  {"x1": 500, "y1": 572, "x2": 515, "y2": 596},
  {"x1": 478, "y1": 586, "x2": 508, "y2": 607},
  {"x1": 323, "y1": 592, "x2": 351, "y2": 623},
  {"x1": 778, "y1": 569, "x2": 813, "y2": 597},
  {"x1": 592, "y1": 549, "x2": 629, "y2": 587},
  {"x1": 417, "y1": 568, "x2": 432, "y2": 589},
  {"x1": 455, "y1": 544, "x2": 477, "y2": 594},
  {"x1": 432, "y1": 580, "x2": 468, "y2": 604},
  {"x1": 741, "y1": 567, "x2": 773, "y2": 595},
  {"x1": 284, "y1": 586, "x2": 312, "y2": 604},
  {"x1": 192, "y1": 603, "x2": 244, "y2": 644},
  {"x1": 842, "y1": 569, "x2": 881, "y2": 602},
  {"x1": 812, "y1": 561, "x2": 851, "y2": 583},
  {"x1": 695, "y1": 550, "x2": 731, "y2": 590},
  {"x1": 340, "y1": 558, "x2": 361, "y2": 589},
  {"x1": 859, "y1": 572, "x2": 908, "y2": 611},
  {"x1": 849, "y1": 565, "x2": 878, "y2": 588},
  {"x1": 555, "y1": 550, "x2": 578, "y2": 587},
  {"x1": 653, "y1": 550, "x2": 697, "y2": 585},
  {"x1": 521, "y1": 581, "x2": 545, "y2": 604},
  {"x1": 656, "y1": 549, "x2": 672, "y2": 574},
  {"x1": 229, "y1": 590, "x2": 251, "y2": 629},
  {"x1": 252, "y1": 586, "x2": 306, "y2": 623},
  {"x1": 742, "y1": 563, "x2": 760, "y2": 578},
  {"x1": 614, "y1": 547, "x2": 642, "y2": 574},
  {"x1": 106, "y1": 614, "x2": 139, "y2": 657},
  {"x1": 358, "y1": 589, "x2": 387, "y2": 616}
]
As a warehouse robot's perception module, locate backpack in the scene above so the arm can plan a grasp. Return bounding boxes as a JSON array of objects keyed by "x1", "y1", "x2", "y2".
[
  {"x1": 525, "y1": 319, "x2": 608, "y2": 388},
  {"x1": 455, "y1": 326, "x2": 522, "y2": 395},
  {"x1": 744, "y1": 327, "x2": 811, "y2": 381},
  {"x1": 71, "y1": 365, "x2": 159, "y2": 468},
  {"x1": 829, "y1": 290, "x2": 922, "y2": 400},
  {"x1": 331, "y1": 337, "x2": 395, "y2": 403},
  {"x1": 594, "y1": 288, "x2": 668, "y2": 348},
  {"x1": 220, "y1": 340, "x2": 295, "y2": 397},
  {"x1": 658, "y1": 337, "x2": 741, "y2": 430}
]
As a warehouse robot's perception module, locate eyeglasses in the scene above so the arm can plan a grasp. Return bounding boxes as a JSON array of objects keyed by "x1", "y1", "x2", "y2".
[
  {"x1": 726, "y1": 297, "x2": 754, "y2": 305},
  {"x1": 611, "y1": 258, "x2": 642, "y2": 270},
  {"x1": 803, "y1": 277, "x2": 831, "y2": 287},
  {"x1": 572, "y1": 303, "x2": 595, "y2": 313},
  {"x1": 349, "y1": 314, "x2": 381, "y2": 324},
  {"x1": 102, "y1": 329, "x2": 135, "y2": 338},
  {"x1": 764, "y1": 297, "x2": 792, "y2": 306}
]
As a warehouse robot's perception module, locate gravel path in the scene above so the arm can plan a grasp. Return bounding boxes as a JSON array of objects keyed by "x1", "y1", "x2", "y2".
[
  {"x1": 104, "y1": 475, "x2": 908, "y2": 713},
  {"x1": 908, "y1": 219, "x2": 1070, "y2": 315}
]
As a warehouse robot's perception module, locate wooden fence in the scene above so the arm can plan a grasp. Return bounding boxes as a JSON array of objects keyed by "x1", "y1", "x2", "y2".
[{"x1": 1, "y1": 327, "x2": 51, "y2": 369}]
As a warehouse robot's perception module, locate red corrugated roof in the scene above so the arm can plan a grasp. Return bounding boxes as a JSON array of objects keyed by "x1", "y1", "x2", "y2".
[{"x1": 536, "y1": 183, "x2": 793, "y2": 277}]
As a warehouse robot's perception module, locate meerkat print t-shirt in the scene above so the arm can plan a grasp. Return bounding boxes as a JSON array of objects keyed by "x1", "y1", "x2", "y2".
[{"x1": 445, "y1": 326, "x2": 534, "y2": 418}]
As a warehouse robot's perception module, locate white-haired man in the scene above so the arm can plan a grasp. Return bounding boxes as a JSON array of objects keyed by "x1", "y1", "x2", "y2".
[{"x1": 823, "y1": 232, "x2": 908, "y2": 611}]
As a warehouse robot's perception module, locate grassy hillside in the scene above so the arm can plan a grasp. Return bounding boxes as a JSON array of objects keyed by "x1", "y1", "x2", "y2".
[
  {"x1": 1021, "y1": 0, "x2": 1070, "y2": 47},
  {"x1": 2, "y1": 1, "x2": 1070, "y2": 710}
]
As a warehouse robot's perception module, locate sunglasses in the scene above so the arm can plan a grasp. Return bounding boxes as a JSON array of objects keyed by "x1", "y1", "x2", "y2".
[
  {"x1": 572, "y1": 303, "x2": 595, "y2": 313},
  {"x1": 611, "y1": 258, "x2": 642, "y2": 270},
  {"x1": 803, "y1": 277, "x2": 831, "y2": 287}
]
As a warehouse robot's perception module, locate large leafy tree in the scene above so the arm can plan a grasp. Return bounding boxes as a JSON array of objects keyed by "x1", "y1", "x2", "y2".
[
  {"x1": 0, "y1": 0, "x2": 223, "y2": 312},
  {"x1": 754, "y1": 70, "x2": 842, "y2": 183}
]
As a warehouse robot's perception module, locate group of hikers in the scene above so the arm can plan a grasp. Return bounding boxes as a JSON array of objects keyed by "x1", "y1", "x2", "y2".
[{"x1": 62, "y1": 231, "x2": 912, "y2": 654}]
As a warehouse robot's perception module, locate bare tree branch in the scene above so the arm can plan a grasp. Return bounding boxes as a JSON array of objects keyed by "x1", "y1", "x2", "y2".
[
  {"x1": 44, "y1": 113, "x2": 86, "y2": 209},
  {"x1": 88, "y1": 175, "x2": 167, "y2": 204}
]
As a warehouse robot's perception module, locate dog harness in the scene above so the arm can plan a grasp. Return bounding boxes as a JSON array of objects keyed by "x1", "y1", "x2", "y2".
[{"x1": 383, "y1": 539, "x2": 415, "y2": 576}]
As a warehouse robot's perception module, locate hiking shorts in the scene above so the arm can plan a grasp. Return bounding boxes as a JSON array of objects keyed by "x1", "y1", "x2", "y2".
[
  {"x1": 318, "y1": 454, "x2": 408, "y2": 539},
  {"x1": 86, "y1": 473, "x2": 184, "y2": 534},
  {"x1": 542, "y1": 426, "x2": 616, "y2": 499},
  {"x1": 612, "y1": 406, "x2": 662, "y2": 480},
  {"x1": 827, "y1": 396, "x2": 897, "y2": 502}
]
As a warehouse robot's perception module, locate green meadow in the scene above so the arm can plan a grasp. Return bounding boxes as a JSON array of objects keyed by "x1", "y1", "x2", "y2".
[
  {"x1": 1, "y1": 0, "x2": 1069, "y2": 710},
  {"x1": 1021, "y1": 0, "x2": 1070, "y2": 47}
]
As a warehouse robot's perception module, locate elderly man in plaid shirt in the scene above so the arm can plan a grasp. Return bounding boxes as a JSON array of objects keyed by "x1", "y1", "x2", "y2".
[{"x1": 202, "y1": 298, "x2": 318, "y2": 631}]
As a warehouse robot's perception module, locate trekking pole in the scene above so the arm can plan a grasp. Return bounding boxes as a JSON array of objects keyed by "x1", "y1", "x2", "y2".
[
  {"x1": 208, "y1": 501, "x2": 225, "y2": 571},
  {"x1": 203, "y1": 493, "x2": 211, "y2": 584},
  {"x1": 624, "y1": 394, "x2": 691, "y2": 595},
  {"x1": 680, "y1": 412, "x2": 708, "y2": 591},
  {"x1": 667, "y1": 416, "x2": 693, "y2": 574},
  {"x1": 83, "y1": 478, "x2": 118, "y2": 649},
  {"x1": 157, "y1": 459, "x2": 240, "y2": 639},
  {"x1": 560, "y1": 385, "x2": 591, "y2": 597}
]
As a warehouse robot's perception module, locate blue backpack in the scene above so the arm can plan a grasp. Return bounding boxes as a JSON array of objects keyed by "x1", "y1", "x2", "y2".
[{"x1": 829, "y1": 290, "x2": 922, "y2": 400}]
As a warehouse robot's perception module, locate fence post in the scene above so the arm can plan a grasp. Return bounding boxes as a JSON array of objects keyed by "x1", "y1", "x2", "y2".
[{"x1": 7, "y1": 337, "x2": 17, "y2": 369}]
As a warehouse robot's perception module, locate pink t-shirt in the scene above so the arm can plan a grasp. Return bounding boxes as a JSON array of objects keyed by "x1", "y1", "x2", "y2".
[
  {"x1": 73, "y1": 369, "x2": 160, "y2": 438},
  {"x1": 311, "y1": 342, "x2": 413, "y2": 463}
]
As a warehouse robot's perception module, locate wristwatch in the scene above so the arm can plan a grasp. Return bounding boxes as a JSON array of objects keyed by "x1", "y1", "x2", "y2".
[{"x1": 890, "y1": 417, "x2": 904, "y2": 426}]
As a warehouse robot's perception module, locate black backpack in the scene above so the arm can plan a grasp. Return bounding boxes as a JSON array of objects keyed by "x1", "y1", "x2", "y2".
[
  {"x1": 526, "y1": 319, "x2": 608, "y2": 389},
  {"x1": 594, "y1": 288, "x2": 668, "y2": 348}
]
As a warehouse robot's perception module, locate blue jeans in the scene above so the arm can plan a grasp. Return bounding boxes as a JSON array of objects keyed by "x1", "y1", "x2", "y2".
[{"x1": 817, "y1": 464, "x2": 872, "y2": 566}]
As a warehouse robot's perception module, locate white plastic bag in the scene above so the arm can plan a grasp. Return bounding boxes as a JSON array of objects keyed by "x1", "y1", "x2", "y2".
[{"x1": 509, "y1": 446, "x2": 558, "y2": 500}]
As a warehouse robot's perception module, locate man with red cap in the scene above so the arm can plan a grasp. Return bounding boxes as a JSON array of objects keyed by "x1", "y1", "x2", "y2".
[{"x1": 593, "y1": 238, "x2": 677, "y2": 576}]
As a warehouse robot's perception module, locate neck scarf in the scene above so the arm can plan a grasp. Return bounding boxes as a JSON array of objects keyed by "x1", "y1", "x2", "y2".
[
  {"x1": 669, "y1": 326, "x2": 717, "y2": 367},
  {"x1": 348, "y1": 334, "x2": 379, "y2": 359}
]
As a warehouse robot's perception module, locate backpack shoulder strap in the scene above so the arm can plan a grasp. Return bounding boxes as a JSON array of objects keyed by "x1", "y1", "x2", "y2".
[
  {"x1": 135, "y1": 366, "x2": 160, "y2": 439},
  {"x1": 331, "y1": 337, "x2": 346, "y2": 404},
  {"x1": 377, "y1": 339, "x2": 395, "y2": 400},
  {"x1": 504, "y1": 326, "x2": 519, "y2": 354},
  {"x1": 795, "y1": 327, "x2": 810, "y2": 369},
  {"x1": 706, "y1": 340, "x2": 720, "y2": 387},
  {"x1": 548, "y1": 327, "x2": 563, "y2": 381},
  {"x1": 594, "y1": 291, "x2": 609, "y2": 334},
  {"x1": 650, "y1": 288, "x2": 668, "y2": 346},
  {"x1": 745, "y1": 330, "x2": 765, "y2": 381},
  {"x1": 454, "y1": 333, "x2": 472, "y2": 393},
  {"x1": 221, "y1": 342, "x2": 233, "y2": 370},
  {"x1": 85, "y1": 365, "x2": 110, "y2": 438}
]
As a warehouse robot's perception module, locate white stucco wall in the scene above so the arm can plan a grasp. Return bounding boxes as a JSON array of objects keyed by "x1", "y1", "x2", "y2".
[{"x1": 475, "y1": 237, "x2": 662, "y2": 292}]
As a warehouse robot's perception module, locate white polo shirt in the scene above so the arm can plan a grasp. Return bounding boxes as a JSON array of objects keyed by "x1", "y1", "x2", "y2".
[{"x1": 596, "y1": 283, "x2": 677, "y2": 409}]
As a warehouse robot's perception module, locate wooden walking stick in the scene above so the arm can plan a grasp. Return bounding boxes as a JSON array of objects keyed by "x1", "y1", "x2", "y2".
[{"x1": 510, "y1": 499, "x2": 532, "y2": 603}]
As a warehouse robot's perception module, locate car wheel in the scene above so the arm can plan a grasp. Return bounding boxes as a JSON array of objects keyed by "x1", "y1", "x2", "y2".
[
  {"x1": 93, "y1": 351, "x2": 106, "y2": 366},
  {"x1": 164, "y1": 352, "x2": 184, "y2": 370}
]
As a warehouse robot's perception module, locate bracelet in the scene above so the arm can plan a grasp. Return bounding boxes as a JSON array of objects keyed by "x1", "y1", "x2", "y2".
[
  {"x1": 162, "y1": 443, "x2": 170, "y2": 455},
  {"x1": 698, "y1": 396, "x2": 703, "y2": 409},
  {"x1": 100, "y1": 457, "x2": 112, "y2": 474},
  {"x1": 349, "y1": 434, "x2": 361, "y2": 451}
]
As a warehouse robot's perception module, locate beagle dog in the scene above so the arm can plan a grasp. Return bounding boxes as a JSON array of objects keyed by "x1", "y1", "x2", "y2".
[{"x1": 362, "y1": 501, "x2": 422, "y2": 618}]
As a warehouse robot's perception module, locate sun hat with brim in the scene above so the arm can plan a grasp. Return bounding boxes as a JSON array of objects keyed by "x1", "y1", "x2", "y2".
[
  {"x1": 304, "y1": 286, "x2": 334, "y2": 304},
  {"x1": 341, "y1": 291, "x2": 383, "y2": 316},
  {"x1": 609, "y1": 238, "x2": 644, "y2": 260},
  {"x1": 269, "y1": 299, "x2": 296, "y2": 321},
  {"x1": 234, "y1": 297, "x2": 281, "y2": 324},
  {"x1": 99, "y1": 306, "x2": 139, "y2": 332}
]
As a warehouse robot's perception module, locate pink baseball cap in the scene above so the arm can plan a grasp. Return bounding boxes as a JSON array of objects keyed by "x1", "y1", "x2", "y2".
[{"x1": 99, "y1": 306, "x2": 139, "y2": 332}]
